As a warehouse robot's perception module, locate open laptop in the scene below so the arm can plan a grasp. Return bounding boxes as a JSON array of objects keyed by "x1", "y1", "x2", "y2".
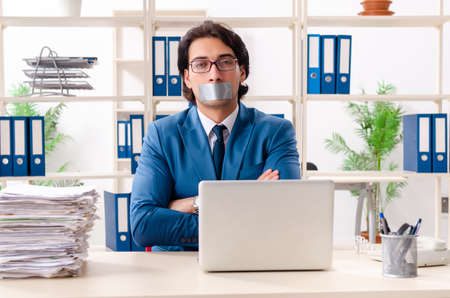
[{"x1": 198, "y1": 180, "x2": 334, "y2": 272}]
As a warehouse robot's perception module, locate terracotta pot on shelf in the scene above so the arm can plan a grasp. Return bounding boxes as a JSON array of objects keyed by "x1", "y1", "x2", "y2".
[
  {"x1": 359, "y1": 0, "x2": 394, "y2": 16},
  {"x1": 360, "y1": 231, "x2": 382, "y2": 243}
]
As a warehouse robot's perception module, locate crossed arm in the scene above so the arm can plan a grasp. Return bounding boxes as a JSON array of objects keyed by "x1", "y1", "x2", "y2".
[{"x1": 168, "y1": 169, "x2": 280, "y2": 214}]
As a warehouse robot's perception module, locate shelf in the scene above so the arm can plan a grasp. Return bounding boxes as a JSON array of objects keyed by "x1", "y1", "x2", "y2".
[
  {"x1": 0, "y1": 16, "x2": 143, "y2": 27},
  {"x1": 115, "y1": 108, "x2": 144, "y2": 113},
  {"x1": 0, "y1": 96, "x2": 144, "y2": 103},
  {"x1": 116, "y1": 158, "x2": 131, "y2": 164},
  {"x1": 153, "y1": 95, "x2": 297, "y2": 103},
  {"x1": 0, "y1": 171, "x2": 133, "y2": 181},
  {"x1": 305, "y1": 94, "x2": 450, "y2": 102},
  {"x1": 307, "y1": 16, "x2": 450, "y2": 28},
  {"x1": 154, "y1": 17, "x2": 297, "y2": 29}
]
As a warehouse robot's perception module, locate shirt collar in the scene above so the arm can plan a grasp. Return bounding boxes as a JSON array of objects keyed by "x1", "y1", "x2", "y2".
[{"x1": 197, "y1": 103, "x2": 239, "y2": 136}]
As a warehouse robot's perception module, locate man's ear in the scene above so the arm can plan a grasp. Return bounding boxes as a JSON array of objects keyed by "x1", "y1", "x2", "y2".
[
  {"x1": 239, "y1": 65, "x2": 246, "y2": 83},
  {"x1": 184, "y1": 69, "x2": 192, "y2": 89}
]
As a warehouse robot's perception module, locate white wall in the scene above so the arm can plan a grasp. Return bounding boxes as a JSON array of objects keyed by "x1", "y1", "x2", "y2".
[{"x1": 2, "y1": 0, "x2": 449, "y2": 246}]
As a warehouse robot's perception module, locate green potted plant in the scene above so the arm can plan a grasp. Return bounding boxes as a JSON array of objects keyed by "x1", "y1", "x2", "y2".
[
  {"x1": 8, "y1": 83, "x2": 83, "y2": 187},
  {"x1": 324, "y1": 81, "x2": 407, "y2": 241}
]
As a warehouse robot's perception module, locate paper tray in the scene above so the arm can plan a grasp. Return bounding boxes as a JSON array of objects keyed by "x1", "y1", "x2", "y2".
[
  {"x1": 25, "y1": 80, "x2": 93, "y2": 90},
  {"x1": 23, "y1": 57, "x2": 97, "y2": 69},
  {"x1": 23, "y1": 69, "x2": 89, "y2": 79}
]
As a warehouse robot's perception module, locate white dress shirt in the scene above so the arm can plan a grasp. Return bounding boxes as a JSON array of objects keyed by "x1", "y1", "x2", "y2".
[{"x1": 197, "y1": 104, "x2": 239, "y2": 154}]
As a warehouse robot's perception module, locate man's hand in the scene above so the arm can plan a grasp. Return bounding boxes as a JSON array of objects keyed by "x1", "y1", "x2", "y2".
[
  {"x1": 257, "y1": 169, "x2": 279, "y2": 181},
  {"x1": 168, "y1": 170, "x2": 279, "y2": 213},
  {"x1": 168, "y1": 197, "x2": 196, "y2": 214}
]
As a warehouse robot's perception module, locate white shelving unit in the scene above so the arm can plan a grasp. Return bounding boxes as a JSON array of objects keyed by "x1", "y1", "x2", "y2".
[
  {"x1": 0, "y1": 0, "x2": 448, "y2": 241},
  {"x1": 301, "y1": 0, "x2": 449, "y2": 241}
]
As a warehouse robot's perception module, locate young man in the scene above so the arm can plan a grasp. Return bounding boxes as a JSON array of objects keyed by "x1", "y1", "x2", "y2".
[{"x1": 131, "y1": 21, "x2": 300, "y2": 251}]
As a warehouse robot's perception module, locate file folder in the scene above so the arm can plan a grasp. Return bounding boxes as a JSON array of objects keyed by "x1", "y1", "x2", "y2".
[
  {"x1": 431, "y1": 113, "x2": 447, "y2": 173},
  {"x1": 127, "y1": 121, "x2": 131, "y2": 158},
  {"x1": 336, "y1": 35, "x2": 352, "y2": 94},
  {"x1": 12, "y1": 117, "x2": 29, "y2": 176},
  {"x1": 320, "y1": 35, "x2": 337, "y2": 94},
  {"x1": 403, "y1": 114, "x2": 432, "y2": 173},
  {"x1": 117, "y1": 121, "x2": 128, "y2": 159},
  {"x1": 104, "y1": 191, "x2": 131, "y2": 251},
  {"x1": 0, "y1": 117, "x2": 13, "y2": 176},
  {"x1": 155, "y1": 114, "x2": 169, "y2": 120},
  {"x1": 167, "y1": 36, "x2": 182, "y2": 96},
  {"x1": 130, "y1": 114, "x2": 144, "y2": 174},
  {"x1": 307, "y1": 34, "x2": 321, "y2": 94},
  {"x1": 153, "y1": 36, "x2": 167, "y2": 96},
  {"x1": 28, "y1": 116, "x2": 45, "y2": 176}
]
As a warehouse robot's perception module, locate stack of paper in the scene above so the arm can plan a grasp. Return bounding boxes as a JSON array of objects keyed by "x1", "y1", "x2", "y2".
[{"x1": 0, "y1": 184, "x2": 99, "y2": 279}]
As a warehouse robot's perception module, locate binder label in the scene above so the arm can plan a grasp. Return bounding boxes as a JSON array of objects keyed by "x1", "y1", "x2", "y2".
[
  {"x1": 118, "y1": 197, "x2": 128, "y2": 233},
  {"x1": 32, "y1": 119, "x2": 43, "y2": 155},
  {"x1": 324, "y1": 39, "x2": 334, "y2": 73},
  {"x1": 14, "y1": 120, "x2": 25, "y2": 155},
  {"x1": 169, "y1": 41, "x2": 179, "y2": 81},
  {"x1": 419, "y1": 117, "x2": 429, "y2": 152},
  {"x1": 132, "y1": 118, "x2": 143, "y2": 153},
  {"x1": 0, "y1": 120, "x2": 10, "y2": 155},
  {"x1": 155, "y1": 40, "x2": 165, "y2": 78},
  {"x1": 435, "y1": 118, "x2": 445, "y2": 153},
  {"x1": 309, "y1": 36, "x2": 319, "y2": 68},
  {"x1": 339, "y1": 39, "x2": 350, "y2": 74}
]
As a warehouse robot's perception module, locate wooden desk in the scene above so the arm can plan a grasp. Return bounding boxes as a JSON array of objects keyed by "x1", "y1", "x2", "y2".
[{"x1": 1, "y1": 249, "x2": 450, "y2": 298}]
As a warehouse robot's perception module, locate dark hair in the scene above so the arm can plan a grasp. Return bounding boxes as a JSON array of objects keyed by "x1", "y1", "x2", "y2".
[{"x1": 178, "y1": 20, "x2": 249, "y2": 105}]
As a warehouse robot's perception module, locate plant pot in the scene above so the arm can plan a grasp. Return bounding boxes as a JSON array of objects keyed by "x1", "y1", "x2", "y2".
[
  {"x1": 57, "y1": 0, "x2": 82, "y2": 17},
  {"x1": 358, "y1": 10, "x2": 394, "y2": 16},
  {"x1": 361, "y1": 1, "x2": 392, "y2": 11},
  {"x1": 360, "y1": 231, "x2": 382, "y2": 243}
]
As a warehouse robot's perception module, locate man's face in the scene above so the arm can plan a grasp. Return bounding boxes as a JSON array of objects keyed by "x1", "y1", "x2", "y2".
[{"x1": 184, "y1": 37, "x2": 246, "y2": 109}]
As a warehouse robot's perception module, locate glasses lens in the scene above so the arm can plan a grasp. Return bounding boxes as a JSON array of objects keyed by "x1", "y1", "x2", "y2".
[
  {"x1": 191, "y1": 59, "x2": 210, "y2": 73},
  {"x1": 217, "y1": 57, "x2": 236, "y2": 71}
]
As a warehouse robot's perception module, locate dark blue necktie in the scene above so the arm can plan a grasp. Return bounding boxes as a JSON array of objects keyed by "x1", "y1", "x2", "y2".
[{"x1": 212, "y1": 125, "x2": 226, "y2": 180}]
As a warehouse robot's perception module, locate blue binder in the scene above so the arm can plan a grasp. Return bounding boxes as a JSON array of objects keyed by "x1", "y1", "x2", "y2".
[
  {"x1": 126, "y1": 121, "x2": 131, "y2": 158},
  {"x1": 336, "y1": 35, "x2": 352, "y2": 94},
  {"x1": 28, "y1": 116, "x2": 45, "y2": 176},
  {"x1": 307, "y1": 34, "x2": 321, "y2": 94},
  {"x1": 104, "y1": 191, "x2": 131, "y2": 251},
  {"x1": 12, "y1": 117, "x2": 29, "y2": 176},
  {"x1": 155, "y1": 114, "x2": 169, "y2": 120},
  {"x1": 0, "y1": 117, "x2": 13, "y2": 176},
  {"x1": 320, "y1": 35, "x2": 336, "y2": 94},
  {"x1": 130, "y1": 114, "x2": 144, "y2": 174},
  {"x1": 403, "y1": 114, "x2": 432, "y2": 173},
  {"x1": 153, "y1": 36, "x2": 167, "y2": 96},
  {"x1": 117, "y1": 120, "x2": 128, "y2": 159},
  {"x1": 167, "y1": 36, "x2": 182, "y2": 96},
  {"x1": 431, "y1": 113, "x2": 447, "y2": 173}
]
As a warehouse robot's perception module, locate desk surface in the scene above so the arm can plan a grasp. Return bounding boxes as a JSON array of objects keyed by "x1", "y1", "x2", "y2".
[{"x1": 1, "y1": 248, "x2": 450, "y2": 298}]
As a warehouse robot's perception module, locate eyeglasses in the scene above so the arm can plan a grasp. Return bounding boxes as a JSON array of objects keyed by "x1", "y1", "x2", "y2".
[{"x1": 189, "y1": 57, "x2": 238, "y2": 73}]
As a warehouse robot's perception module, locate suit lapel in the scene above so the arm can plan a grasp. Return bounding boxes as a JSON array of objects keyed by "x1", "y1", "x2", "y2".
[
  {"x1": 178, "y1": 107, "x2": 217, "y2": 181},
  {"x1": 222, "y1": 102, "x2": 255, "y2": 180}
]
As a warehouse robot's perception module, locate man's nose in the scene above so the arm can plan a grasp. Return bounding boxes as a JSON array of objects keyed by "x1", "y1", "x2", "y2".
[{"x1": 208, "y1": 64, "x2": 222, "y2": 82}]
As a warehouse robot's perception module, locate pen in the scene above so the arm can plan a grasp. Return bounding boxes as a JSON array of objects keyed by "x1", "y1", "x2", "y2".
[
  {"x1": 379, "y1": 212, "x2": 391, "y2": 234},
  {"x1": 410, "y1": 218, "x2": 422, "y2": 235},
  {"x1": 396, "y1": 223, "x2": 411, "y2": 235}
]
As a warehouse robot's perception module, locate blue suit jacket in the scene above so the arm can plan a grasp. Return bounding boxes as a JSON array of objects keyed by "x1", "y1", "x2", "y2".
[{"x1": 130, "y1": 102, "x2": 300, "y2": 251}]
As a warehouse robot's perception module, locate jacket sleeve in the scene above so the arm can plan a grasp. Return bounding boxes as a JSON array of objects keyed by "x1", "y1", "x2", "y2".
[
  {"x1": 264, "y1": 120, "x2": 301, "y2": 179},
  {"x1": 130, "y1": 122, "x2": 198, "y2": 247}
]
